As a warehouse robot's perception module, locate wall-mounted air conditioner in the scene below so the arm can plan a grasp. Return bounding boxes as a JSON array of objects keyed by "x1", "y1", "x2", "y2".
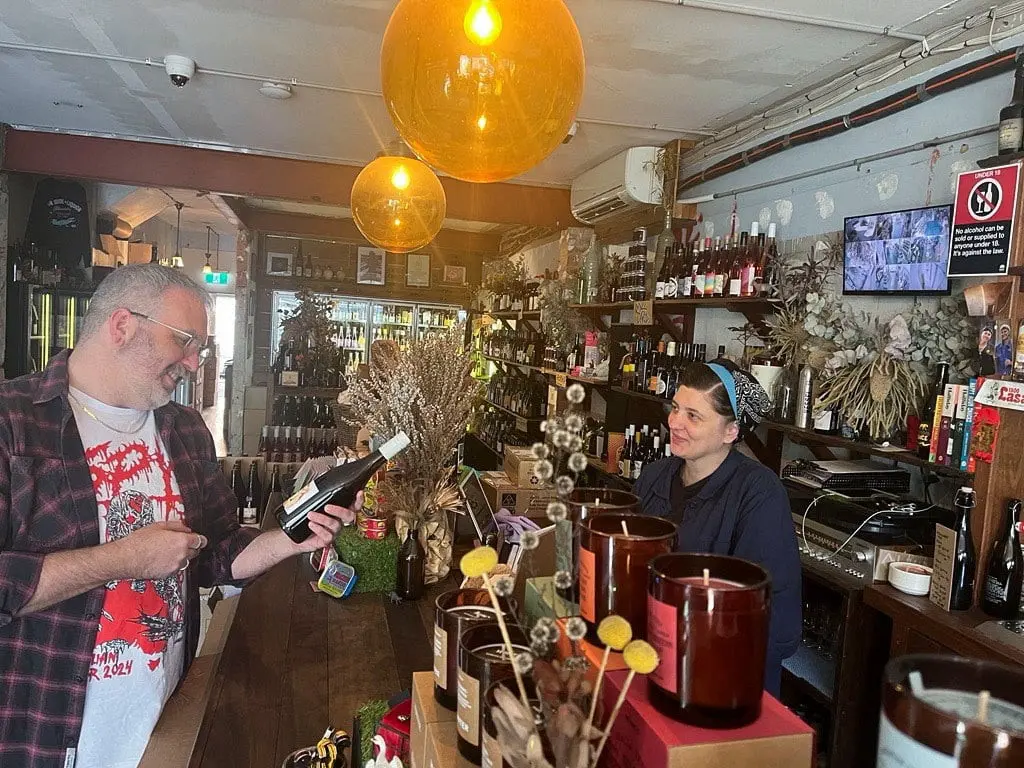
[{"x1": 570, "y1": 146, "x2": 664, "y2": 224}]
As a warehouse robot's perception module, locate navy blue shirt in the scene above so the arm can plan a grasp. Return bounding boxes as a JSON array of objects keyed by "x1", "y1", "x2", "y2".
[{"x1": 634, "y1": 450, "x2": 802, "y2": 696}]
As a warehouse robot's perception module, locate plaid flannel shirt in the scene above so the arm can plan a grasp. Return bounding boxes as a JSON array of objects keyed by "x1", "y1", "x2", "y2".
[{"x1": 0, "y1": 351, "x2": 261, "y2": 767}]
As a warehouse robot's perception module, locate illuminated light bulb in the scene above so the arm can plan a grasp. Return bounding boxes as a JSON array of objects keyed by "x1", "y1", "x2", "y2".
[
  {"x1": 391, "y1": 166, "x2": 411, "y2": 190},
  {"x1": 381, "y1": 0, "x2": 584, "y2": 183},
  {"x1": 464, "y1": 0, "x2": 502, "y2": 46},
  {"x1": 350, "y1": 149, "x2": 446, "y2": 253}
]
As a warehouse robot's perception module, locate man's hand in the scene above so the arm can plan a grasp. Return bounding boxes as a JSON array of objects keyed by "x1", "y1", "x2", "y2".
[
  {"x1": 289, "y1": 492, "x2": 364, "y2": 554},
  {"x1": 110, "y1": 520, "x2": 207, "y2": 580}
]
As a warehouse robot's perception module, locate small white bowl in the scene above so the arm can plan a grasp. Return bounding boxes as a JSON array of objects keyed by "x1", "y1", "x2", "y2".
[{"x1": 888, "y1": 561, "x2": 933, "y2": 596}]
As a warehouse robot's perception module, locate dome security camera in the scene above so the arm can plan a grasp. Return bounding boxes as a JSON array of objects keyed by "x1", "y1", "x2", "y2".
[{"x1": 164, "y1": 55, "x2": 196, "y2": 88}]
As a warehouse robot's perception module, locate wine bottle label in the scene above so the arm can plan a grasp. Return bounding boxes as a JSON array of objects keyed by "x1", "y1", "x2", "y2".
[
  {"x1": 647, "y1": 595, "x2": 677, "y2": 692},
  {"x1": 579, "y1": 546, "x2": 596, "y2": 622},
  {"x1": 665, "y1": 277, "x2": 678, "y2": 298},
  {"x1": 714, "y1": 274, "x2": 726, "y2": 294},
  {"x1": 283, "y1": 480, "x2": 319, "y2": 514},
  {"x1": 433, "y1": 623, "x2": 448, "y2": 688},
  {"x1": 656, "y1": 378, "x2": 668, "y2": 396},
  {"x1": 242, "y1": 505, "x2": 258, "y2": 525},
  {"x1": 457, "y1": 669, "x2": 481, "y2": 746},
  {"x1": 481, "y1": 731, "x2": 502, "y2": 768},
  {"x1": 728, "y1": 278, "x2": 741, "y2": 296},
  {"x1": 654, "y1": 281, "x2": 666, "y2": 299},
  {"x1": 999, "y1": 118, "x2": 1023, "y2": 152},
  {"x1": 681, "y1": 275, "x2": 693, "y2": 296},
  {"x1": 983, "y1": 576, "x2": 1008, "y2": 604}
]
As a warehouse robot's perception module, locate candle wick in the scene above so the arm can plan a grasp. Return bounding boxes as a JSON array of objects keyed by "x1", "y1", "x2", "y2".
[
  {"x1": 977, "y1": 690, "x2": 990, "y2": 724},
  {"x1": 620, "y1": 520, "x2": 630, "y2": 537},
  {"x1": 702, "y1": 568, "x2": 710, "y2": 587}
]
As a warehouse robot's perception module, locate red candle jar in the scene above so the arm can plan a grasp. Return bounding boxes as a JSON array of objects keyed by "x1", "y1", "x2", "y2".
[
  {"x1": 564, "y1": 489, "x2": 642, "y2": 602},
  {"x1": 647, "y1": 553, "x2": 771, "y2": 728},
  {"x1": 579, "y1": 513, "x2": 676, "y2": 643}
]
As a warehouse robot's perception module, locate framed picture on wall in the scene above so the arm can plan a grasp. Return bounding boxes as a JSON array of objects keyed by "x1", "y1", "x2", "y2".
[
  {"x1": 443, "y1": 265, "x2": 467, "y2": 285},
  {"x1": 357, "y1": 247, "x2": 386, "y2": 285},
  {"x1": 407, "y1": 253, "x2": 430, "y2": 287},
  {"x1": 266, "y1": 251, "x2": 293, "y2": 277}
]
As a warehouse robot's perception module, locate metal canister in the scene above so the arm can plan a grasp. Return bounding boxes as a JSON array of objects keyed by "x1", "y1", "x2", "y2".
[{"x1": 794, "y1": 365, "x2": 814, "y2": 429}]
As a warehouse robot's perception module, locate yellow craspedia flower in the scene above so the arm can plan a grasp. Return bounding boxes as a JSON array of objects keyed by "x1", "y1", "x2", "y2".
[
  {"x1": 460, "y1": 546, "x2": 499, "y2": 578},
  {"x1": 623, "y1": 640, "x2": 660, "y2": 675},
  {"x1": 597, "y1": 615, "x2": 632, "y2": 651}
]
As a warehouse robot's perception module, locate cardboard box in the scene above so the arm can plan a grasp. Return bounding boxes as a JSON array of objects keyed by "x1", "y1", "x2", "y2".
[
  {"x1": 423, "y1": 719, "x2": 476, "y2": 768},
  {"x1": 502, "y1": 446, "x2": 547, "y2": 489},
  {"x1": 412, "y1": 671, "x2": 456, "y2": 768},
  {"x1": 481, "y1": 471, "x2": 556, "y2": 519},
  {"x1": 598, "y1": 671, "x2": 814, "y2": 768},
  {"x1": 524, "y1": 576, "x2": 579, "y2": 625}
]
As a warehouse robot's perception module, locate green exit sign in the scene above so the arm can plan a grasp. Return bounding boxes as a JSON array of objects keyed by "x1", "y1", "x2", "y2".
[{"x1": 204, "y1": 271, "x2": 230, "y2": 285}]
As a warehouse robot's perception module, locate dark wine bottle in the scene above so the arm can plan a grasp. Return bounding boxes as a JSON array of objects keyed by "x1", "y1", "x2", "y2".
[
  {"x1": 999, "y1": 64, "x2": 1024, "y2": 155},
  {"x1": 981, "y1": 499, "x2": 1024, "y2": 618},
  {"x1": 230, "y1": 461, "x2": 245, "y2": 524},
  {"x1": 949, "y1": 486, "x2": 978, "y2": 611},
  {"x1": 277, "y1": 432, "x2": 410, "y2": 542},
  {"x1": 262, "y1": 466, "x2": 284, "y2": 523},
  {"x1": 242, "y1": 462, "x2": 262, "y2": 526},
  {"x1": 396, "y1": 526, "x2": 425, "y2": 600}
]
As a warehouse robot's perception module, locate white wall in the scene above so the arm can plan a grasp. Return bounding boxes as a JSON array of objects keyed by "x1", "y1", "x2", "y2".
[{"x1": 680, "y1": 45, "x2": 1017, "y2": 358}]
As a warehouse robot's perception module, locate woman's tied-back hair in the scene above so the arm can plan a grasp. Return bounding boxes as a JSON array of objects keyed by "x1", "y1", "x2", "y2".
[{"x1": 79, "y1": 264, "x2": 213, "y2": 341}]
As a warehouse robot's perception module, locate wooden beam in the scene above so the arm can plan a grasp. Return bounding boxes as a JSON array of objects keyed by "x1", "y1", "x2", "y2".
[
  {"x1": 1, "y1": 128, "x2": 574, "y2": 228},
  {"x1": 237, "y1": 208, "x2": 501, "y2": 254}
]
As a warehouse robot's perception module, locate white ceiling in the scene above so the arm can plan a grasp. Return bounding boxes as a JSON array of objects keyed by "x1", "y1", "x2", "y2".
[{"x1": 0, "y1": 0, "x2": 1000, "y2": 190}]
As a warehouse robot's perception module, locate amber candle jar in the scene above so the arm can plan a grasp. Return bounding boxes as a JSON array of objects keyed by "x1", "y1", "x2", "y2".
[
  {"x1": 563, "y1": 489, "x2": 642, "y2": 601},
  {"x1": 433, "y1": 589, "x2": 517, "y2": 710},
  {"x1": 878, "y1": 655, "x2": 1024, "y2": 768},
  {"x1": 579, "y1": 512, "x2": 676, "y2": 643},
  {"x1": 647, "y1": 553, "x2": 770, "y2": 728},
  {"x1": 457, "y1": 623, "x2": 531, "y2": 763}
]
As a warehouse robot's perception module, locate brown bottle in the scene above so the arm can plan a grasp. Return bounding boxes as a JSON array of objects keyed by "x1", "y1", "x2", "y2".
[{"x1": 396, "y1": 526, "x2": 425, "y2": 600}]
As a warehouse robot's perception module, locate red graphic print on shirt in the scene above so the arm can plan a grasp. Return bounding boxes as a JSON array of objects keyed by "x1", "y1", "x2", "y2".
[{"x1": 85, "y1": 439, "x2": 185, "y2": 680}]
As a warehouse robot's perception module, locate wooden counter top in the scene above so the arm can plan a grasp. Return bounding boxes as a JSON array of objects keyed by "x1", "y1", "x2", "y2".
[
  {"x1": 864, "y1": 584, "x2": 1024, "y2": 668},
  {"x1": 141, "y1": 549, "x2": 454, "y2": 768}
]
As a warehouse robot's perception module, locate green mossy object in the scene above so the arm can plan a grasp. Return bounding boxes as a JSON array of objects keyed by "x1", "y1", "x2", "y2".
[
  {"x1": 355, "y1": 699, "x2": 390, "y2": 765},
  {"x1": 334, "y1": 526, "x2": 400, "y2": 594}
]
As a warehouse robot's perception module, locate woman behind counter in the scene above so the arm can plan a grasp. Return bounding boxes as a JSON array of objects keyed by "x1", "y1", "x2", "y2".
[{"x1": 634, "y1": 360, "x2": 802, "y2": 696}]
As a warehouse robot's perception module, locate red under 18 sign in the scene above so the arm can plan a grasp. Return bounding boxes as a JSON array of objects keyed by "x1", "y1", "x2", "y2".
[{"x1": 948, "y1": 162, "x2": 1020, "y2": 277}]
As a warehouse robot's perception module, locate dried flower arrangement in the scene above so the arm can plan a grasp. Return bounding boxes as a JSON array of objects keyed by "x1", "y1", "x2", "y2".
[
  {"x1": 342, "y1": 325, "x2": 482, "y2": 581},
  {"x1": 460, "y1": 546, "x2": 660, "y2": 768}
]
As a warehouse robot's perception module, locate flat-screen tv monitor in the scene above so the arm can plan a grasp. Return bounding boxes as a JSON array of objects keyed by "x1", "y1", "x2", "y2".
[{"x1": 843, "y1": 204, "x2": 952, "y2": 295}]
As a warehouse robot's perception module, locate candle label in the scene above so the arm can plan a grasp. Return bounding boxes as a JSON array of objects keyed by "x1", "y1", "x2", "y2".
[
  {"x1": 647, "y1": 595, "x2": 678, "y2": 692},
  {"x1": 877, "y1": 712, "x2": 956, "y2": 768},
  {"x1": 433, "y1": 623, "x2": 448, "y2": 688},
  {"x1": 481, "y1": 731, "x2": 502, "y2": 768},
  {"x1": 457, "y1": 669, "x2": 481, "y2": 746},
  {"x1": 579, "y1": 547, "x2": 596, "y2": 622}
]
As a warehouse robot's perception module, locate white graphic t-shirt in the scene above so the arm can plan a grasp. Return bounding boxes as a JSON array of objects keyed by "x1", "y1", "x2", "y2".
[{"x1": 69, "y1": 387, "x2": 187, "y2": 768}]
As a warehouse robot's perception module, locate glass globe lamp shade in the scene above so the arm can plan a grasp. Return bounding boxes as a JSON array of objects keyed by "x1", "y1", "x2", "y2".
[
  {"x1": 350, "y1": 153, "x2": 447, "y2": 253},
  {"x1": 380, "y1": 0, "x2": 585, "y2": 183}
]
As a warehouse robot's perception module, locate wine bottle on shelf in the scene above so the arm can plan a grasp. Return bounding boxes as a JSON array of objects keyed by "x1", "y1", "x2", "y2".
[
  {"x1": 949, "y1": 486, "x2": 978, "y2": 611},
  {"x1": 242, "y1": 462, "x2": 262, "y2": 526},
  {"x1": 981, "y1": 499, "x2": 1023, "y2": 618},
  {"x1": 257, "y1": 426, "x2": 268, "y2": 459},
  {"x1": 263, "y1": 466, "x2": 284, "y2": 522},
  {"x1": 277, "y1": 432, "x2": 411, "y2": 542},
  {"x1": 999, "y1": 63, "x2": 1024, "y2": 155},
  {"x1": 396, "y1": 526, "x2": 425, "y2": 600},
  {"x1": 230, "y1": 461, "x2": 246, "y2": 524}
]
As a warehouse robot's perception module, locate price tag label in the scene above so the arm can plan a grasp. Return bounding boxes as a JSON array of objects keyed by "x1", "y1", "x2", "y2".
[
  {"x1": 280, "y1": 371, "x2": 300, "y2": 387},
  {"x1": 515, "y1": 416, "x2": 528, "y2": 433},
  {"x1": 633, "y1": 300, "x2": 654, "y2": 326},
  {"x1": 555, "y1": 373, "x2": 568, "y2": 388}
]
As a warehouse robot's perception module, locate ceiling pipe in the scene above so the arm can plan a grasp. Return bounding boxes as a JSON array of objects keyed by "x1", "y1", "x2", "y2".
[
  {"x1": 677, "y1": 124, "x2": 996, "y2": 204},
  {"x1": 0, "y1": 40, "x2": 715, "y2": 138},
  {"x1": 645, "y1": 0, "x2": 926, "y2": 42}
]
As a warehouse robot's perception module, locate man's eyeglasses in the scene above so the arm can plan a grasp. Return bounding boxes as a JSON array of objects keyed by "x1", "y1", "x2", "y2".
[{"x1": 129, "y1": 310, "x2": 211, "y2": 364}]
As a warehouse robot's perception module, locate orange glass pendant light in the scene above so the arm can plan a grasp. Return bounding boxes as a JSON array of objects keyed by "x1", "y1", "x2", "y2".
[
  {"x1": 380, "y1": 0, "x2": 585, "y2": 183},
  {"x1": 350, "y1": 143, "x2": 447, "y2": 253}
]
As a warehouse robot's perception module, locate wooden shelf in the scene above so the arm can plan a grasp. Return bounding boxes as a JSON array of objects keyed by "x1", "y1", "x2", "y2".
[
  {"x1": 466, "y1": 432, "x2": 502, "y2": 459},
  {"x1": 486, "y1": 309, "x2": 542, "y2": 320},
  {"x1": 607, "y1": 385, "x2": 673, "y2": 406},
  {"x1": 483, "y1": 399, "x2": 543, "y2": 422},
  {"x1": 977, "y1": 152, "x2": 1024, "y2": 169},
  {"x1": 571, "y1": 297, "x2": 779, "y2": 314},
  {"x1": 782, "y1": 644, "x2": 836, "y2": 706},
  {"x1": 586, "y1": 455, "x2": 634, "y2": 487},
  {"x1": 763, "y1": 420, "x2": 973, "y2": 479},
  {"x1": 482, "y1": 354, "x2": 546, "y2": 374},
  {"x1": 272, "y1": 385, "x2": 346, "y2": 398}
]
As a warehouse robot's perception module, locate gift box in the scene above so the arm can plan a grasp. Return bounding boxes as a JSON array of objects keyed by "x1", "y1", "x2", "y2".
[
  {"x1": 411, "y1": 671, "x2": 455, "y2": 768},
  {"x1": 598, "y1": 670, "x2": 814, "y2": 768},
  {"x1": 376, "y1": 697, "x2": 411, "y2": 765},
  {"x1": 423, "y1": 719, "x2": 477, "y2": 768}
]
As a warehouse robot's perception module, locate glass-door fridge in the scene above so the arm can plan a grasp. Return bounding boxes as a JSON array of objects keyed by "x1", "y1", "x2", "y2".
[
  {"x1": 370, "y1": 301, "x2": 415, "y2": 353},
  {"x1": 4, "y1": 284, "x2": 92, "y2": 378},
  {"x1": 270, "y1": 291, "x2": 370, "y2": 377},
  {"x1": 414, "y1": 304, "x2": 464, "y2": 341}
]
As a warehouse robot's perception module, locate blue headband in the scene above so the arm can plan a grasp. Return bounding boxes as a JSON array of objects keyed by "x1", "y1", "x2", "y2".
[{"x1": 707, "y1": 363, "x2": 738, "y2": 419}]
